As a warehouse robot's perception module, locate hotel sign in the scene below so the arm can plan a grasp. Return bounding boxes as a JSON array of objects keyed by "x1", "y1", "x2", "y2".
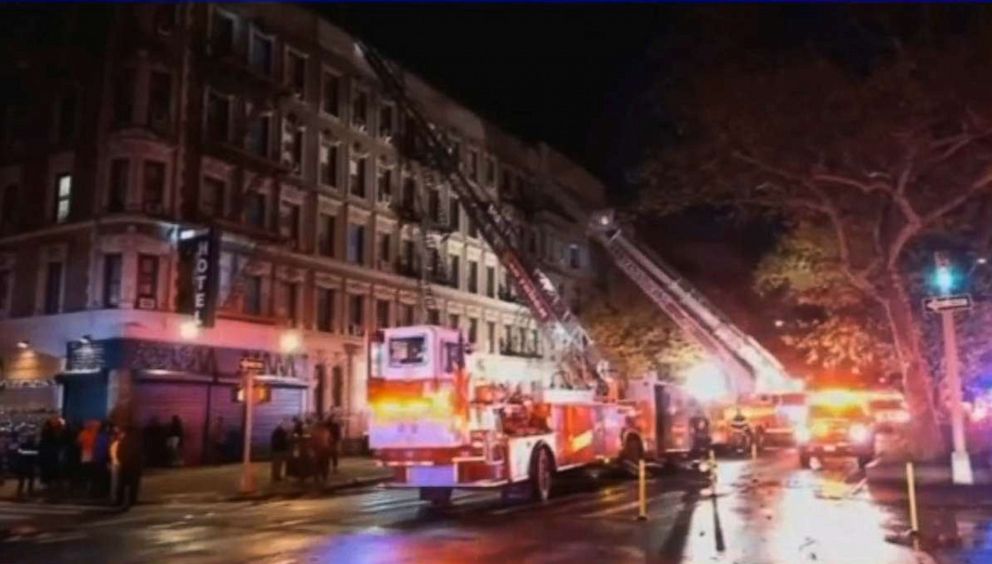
[{"x1": 179, "y1": 229, "x2": 220, "y2": 328}]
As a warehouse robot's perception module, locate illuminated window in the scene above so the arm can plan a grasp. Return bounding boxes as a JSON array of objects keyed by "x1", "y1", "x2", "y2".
[
  {"x1": 103, "y1": 253, "x2": 122, "y2": 308},
  {"x1": 108, "y1": 159, "x2": 128, "y2": 213},
  {"x1": 137, "y1": 254, "x2": 159, "y2": 308},
  {"x1": 54, "y1": 174, "x2": 71, "y2": 223},
  {"x1": 43, "y1": 261, "x2": 63, "y2": 314}
]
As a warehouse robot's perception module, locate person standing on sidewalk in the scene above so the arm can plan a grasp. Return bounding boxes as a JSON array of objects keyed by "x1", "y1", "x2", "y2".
[
  {"x1": 311, "y1": 419, "x2": 331, "y2": 483},
  {"x1": 327, "y1": 415, "x2": 342, "y2": 474},
  {"x1": 76, "y1": 420, "x2": 99, "y2": 496},
  {"x1": 270, "y1": 420, "x2": 289, "y2": 483},
  {"x1": 166, "y1": 415, "x2": 184, "y2": 467},
  {"x1": 114, "y1": 425, "x2": 143, "y2": 510},
  {"x1": 93, "y1": 421, "x2": 112, "y2": 498},
  {"x1": 15, "y1": 433, "x2": 39, "y2": 499}
]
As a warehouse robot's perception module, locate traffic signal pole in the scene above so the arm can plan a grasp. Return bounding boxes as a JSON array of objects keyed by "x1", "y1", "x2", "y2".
[
  {"x1": 941, "y1": 309, "x2": 973, "y2": 485},
  {"x1": 240, "y1": 367, "x2": 257, "y2": 494}
]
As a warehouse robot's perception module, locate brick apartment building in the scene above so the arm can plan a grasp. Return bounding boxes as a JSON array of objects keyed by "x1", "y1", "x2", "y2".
[{"x1": 0, "y1": 4, "x2": 606, "y2": 460}]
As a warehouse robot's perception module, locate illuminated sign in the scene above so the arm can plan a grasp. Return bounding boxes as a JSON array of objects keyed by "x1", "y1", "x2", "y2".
[{"x1": 179, "y1": 229, "x2": 219, "y2": 328}]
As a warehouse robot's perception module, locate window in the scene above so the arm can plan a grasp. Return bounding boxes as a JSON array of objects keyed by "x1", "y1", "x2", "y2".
[
  {"x1": 286, "y1": 49, "x2": 306, "y2": 97},
  {"x1": 147, "y1": 71, "x2": 172, "y2": 131},
  {"x1": 250, "y1": 31, "x2": 273, "y2": 75},
  {"x1": 568, "y1": 244, "x2": 581, "y2": 269},
  {"x1": 428, "y1": 189, "x2": 440, "y2": 222},
  {"x1": 467, "y1": 214, "x2": 478, "y2": 239},
  {"x1": 377, "y1": 166, "x2": 392, "y2": 202},
  {"x1": 108, "y1": 159, "x2": 128, "y2": 212},
  {"x1": 0, "y1": 270, "x2": 9, "y2": 313},
  {"x1": 281, "y1": 281, "x2": 298, "y2": 326},
  {"x1": 206, "y1": 90, "x2": 231, "y2": 142},
  {"x1": 243, "y1": 274, "x2": 262, "y2": 316},
  {"x1": 114, "y1": 68, "x2": 135, "y2": 124},
  {"x1": 321, "y1": 71, "x2": 340, "y2": 117},
  {"x1": 448, "y1": 197, "x2": 460, "y2": 231},
  {"x1": 282, "y1": 117, "x2": 304, "y2": 173},
  {"x1": 318, "y1": 213, "x2": 336, "y2": 257},
  {"x1": 137, "y1": 254, "x2": 159, "y2": 308},
  {"x1": 0, "y1": 184, "x2": 16, "y2": 231},
  {"x1": 247, "y1": 112, "x2": 270, "y2": 157},
  {"x1": 43, "y1": 261, "x2": 63, "y2": 314},
  {"x1": 400, "y1": 303, "x2": 415, "y2": 326},
  {"x1": 378, "y1": 232, "x2": 391, "y2": 264},
  {"x1": 245, "y1": 191, "x2": 266, "y2": 229},
  {"x1": 485, "y1": 157, "x2": 496, "y2": 186},
  {"x1": 55, "y1": 92, "x2": 77, "y2": 143},
  {"x1": 401, "y1": 177, "x2": 416, "y2": 209},
  {"x1": 427, "y1": 308, "x2": 440, "y2": 325},
  {"x1": 349, "y1": 152, "x2": 367, "y2": 197},
  {"x1": 532, "y1": 329, "x2": 540, "y2": 355},
  {"x1": 448, "y1": 314, "x2": 460, "y2": 331},
  {"x1": 389, "y1": 336, "x2": 426, "y2": 366},
  {"x1": 54, "y1": 173, "x2": 72, "y2": 223},
  {"x1": 352, "y1": 89, "x2": 368, "y2": 129},
  {"x1": 281, "y1": 202, "x2": 301, "y2": 245},
  {"x1": 202, "y1": 176, "x2": 225, "y2": 217},
  {"x1": 103, "y1": 253, "x2": 122, "y2": 308},
  {"x1": 401, "y1": 239, "x2": 416, "y2": 271},
  {"x1": 468, "y1": 150, "x2": 479, "y2": 179},
  {"x1": 379, "y1": 103, "x2": 394, "y2": 138},
  {"x1": 485, "y1": 266, "x2": 495, "y2": 298},
  {"x1": 316, "y1": 287, "x2": 336, "y2": 332},
  {"x1": 468, "y1": 260, "x2": 478, "y2": 293},
  {"x1": 346, "y1": 223, "x2": 365, "y2": 265},
  {"x1": 348, "y1": 294, "x2": 365, "y2": 334},
  {"x1": 209, "y1": 9, "x2": 235, "y2": 56},
  {"x1": 319, "y1": 136, "x2": 338, "y2": 186},
  {"x1": 143, "y1": 161, "x2": 166, "y2": 212},
  {"x1": 487, "y1": 321, "x2": 496, "y2": 354},
  {"x1": 468, "y1": 318, "x2": 478, "y2": 344},
  {"x1": 449, "y1": 255, "x2": 460, "y2": 288},
  {"x1": 376, "y1": 299, "x2": 390, "y2": 329}
]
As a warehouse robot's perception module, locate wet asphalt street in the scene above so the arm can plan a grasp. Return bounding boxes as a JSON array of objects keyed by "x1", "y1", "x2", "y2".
[{"x1": 1, "y1": 448, "x2": 991, "y2": 563}]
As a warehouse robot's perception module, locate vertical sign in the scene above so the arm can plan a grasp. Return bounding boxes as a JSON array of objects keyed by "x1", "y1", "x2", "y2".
[{"x1": 179, "y1": 229, "x2": 220, "y2": 328}]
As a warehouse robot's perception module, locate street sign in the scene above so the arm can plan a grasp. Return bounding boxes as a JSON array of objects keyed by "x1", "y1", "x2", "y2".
[
  {"x1": 239, "y1": 358, "x2": 265, "y2": 373},
  {"x1": 232, "y1": 384, "x2": 272, "y2": 404},
  {"x1": 922, "y1": 294, "x2": 973, "y2": 314}
]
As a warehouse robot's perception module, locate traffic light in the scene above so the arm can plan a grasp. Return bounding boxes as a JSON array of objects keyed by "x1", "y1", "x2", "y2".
[{"x1": 933, "y1": 251, "x2": 958, "y2": 295}]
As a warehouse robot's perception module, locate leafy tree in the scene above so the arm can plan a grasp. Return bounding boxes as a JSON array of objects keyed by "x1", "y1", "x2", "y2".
[
  {"x1": 583, "y1": 280, "x2": 702, "y2": 379},
  {"x1": 640, "y1": 28, "x2": 992, "y2": 457}
]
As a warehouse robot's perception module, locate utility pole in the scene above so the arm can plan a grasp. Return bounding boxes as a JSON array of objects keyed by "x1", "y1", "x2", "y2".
[
  {"x1": 932, "y1": 251, "x2": 973, "y2": 485},
  {"x1": 239, "y1": 358, "x2": 263, "y2": 493}
]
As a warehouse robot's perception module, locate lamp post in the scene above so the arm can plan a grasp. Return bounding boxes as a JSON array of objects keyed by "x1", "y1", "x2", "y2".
[{"x1": 238, "y1": 358, "x2": 264, "y2": 494}]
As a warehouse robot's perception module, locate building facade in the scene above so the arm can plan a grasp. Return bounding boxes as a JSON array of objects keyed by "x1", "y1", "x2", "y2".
[{"x1": 0, "y1": 4, "x2": 606, "y2": 460}]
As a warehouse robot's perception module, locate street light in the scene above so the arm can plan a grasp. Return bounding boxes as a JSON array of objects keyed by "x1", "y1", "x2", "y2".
[
  {"x1": 179, "y1": 320, "x2": 200, "y2": 340},
  {"x1": 15, "y1": 340, "x2": 30, "y2": 350},
  {"x1": 773, "y1": 319, "x2": 785, "y2": 328},
  {"x1": 280, "y1": 331, "x2": 302, "y2": 353}
]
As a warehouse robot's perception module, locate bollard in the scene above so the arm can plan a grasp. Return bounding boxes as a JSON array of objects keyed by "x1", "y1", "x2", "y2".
[
  {"x1": 907, "y1": 461, "x2": 920, "y2": 550},
  {"x1": 751, "y1": 438, "x2": 758, "y2": 460},
  {"x1": 709, "y1": 448, "x2": 718, "y2": 493},
  {"x1": 637, "y1": 458, "x2": 647, "y2": 521}
]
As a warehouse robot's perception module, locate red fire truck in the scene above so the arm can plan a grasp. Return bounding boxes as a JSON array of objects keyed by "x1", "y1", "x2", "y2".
[{"x1": 369, "y1": 326, "x2": 638, "y2": 505}]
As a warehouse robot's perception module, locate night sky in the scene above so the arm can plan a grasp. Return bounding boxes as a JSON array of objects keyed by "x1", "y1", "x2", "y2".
[{"x1": 323, "y1": 4, "x2": 676, "y2": 200}]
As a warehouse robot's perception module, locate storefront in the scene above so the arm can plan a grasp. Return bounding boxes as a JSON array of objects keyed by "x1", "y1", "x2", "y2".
[
  {"x1": 0, "y1": 345, "x2": 62, "y2": 426},
  {"x1": 59, "y1": 338, "x2": 308, "y2": 465}
]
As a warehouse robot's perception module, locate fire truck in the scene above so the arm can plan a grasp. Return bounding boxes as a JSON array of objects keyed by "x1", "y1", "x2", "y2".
[{"x1": 357, "y1": 38, "x2": 802, "y2": 502}]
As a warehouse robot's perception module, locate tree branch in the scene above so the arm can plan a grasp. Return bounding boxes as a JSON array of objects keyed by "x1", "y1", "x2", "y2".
[{"x1": 812, "y1": 173, "x2": 890, "y2": 194}]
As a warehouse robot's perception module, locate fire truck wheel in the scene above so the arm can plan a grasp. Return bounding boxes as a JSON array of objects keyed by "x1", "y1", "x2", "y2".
[
  {"x1": 529, "y1": 446, "x2": 554, "y2": 503},
  {"x1": 419, "y1": 487, "x2": 453, "y2": 507}
]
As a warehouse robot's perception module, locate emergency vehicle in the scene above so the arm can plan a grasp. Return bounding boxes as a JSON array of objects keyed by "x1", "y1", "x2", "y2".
[{"x1": 796, "y1": 390, "x2": 876, "y2": 468}]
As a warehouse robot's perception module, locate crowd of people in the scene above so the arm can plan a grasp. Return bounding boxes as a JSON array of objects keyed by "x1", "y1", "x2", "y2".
[
  {"x1": 0, "y1": 417, "x2": 144, "y2": 509},
  {"x1": 270, "y1": 415, "x2": 342, "y2": 484}
]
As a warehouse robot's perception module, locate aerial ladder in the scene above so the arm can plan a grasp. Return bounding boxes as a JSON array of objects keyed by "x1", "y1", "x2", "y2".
[{"x1": 357, "y1": 41, "x2": 604, "y2": 390}]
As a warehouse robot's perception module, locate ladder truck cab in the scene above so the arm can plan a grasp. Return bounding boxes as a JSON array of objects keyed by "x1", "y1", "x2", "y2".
[{"x1": 368, "y1": 325, "x2": 636, "y2": 505}]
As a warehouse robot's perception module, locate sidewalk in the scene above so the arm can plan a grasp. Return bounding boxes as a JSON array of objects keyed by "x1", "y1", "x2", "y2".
[{"x1": 0, "y1": 457, "x2": 392, "y2": 505}]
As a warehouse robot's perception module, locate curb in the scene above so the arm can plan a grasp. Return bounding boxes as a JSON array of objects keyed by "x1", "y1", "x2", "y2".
[{"x1": 155, "y1": 474, "x2": 392, "y2": 505}]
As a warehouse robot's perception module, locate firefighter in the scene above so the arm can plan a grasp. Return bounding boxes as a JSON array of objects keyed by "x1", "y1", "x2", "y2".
[
  {"x1": 729, "y1": 408, "x2": 753, "y2": 453},
  {"x1": 688, "y1": 409, "x2": 711, "y2": 458}
]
